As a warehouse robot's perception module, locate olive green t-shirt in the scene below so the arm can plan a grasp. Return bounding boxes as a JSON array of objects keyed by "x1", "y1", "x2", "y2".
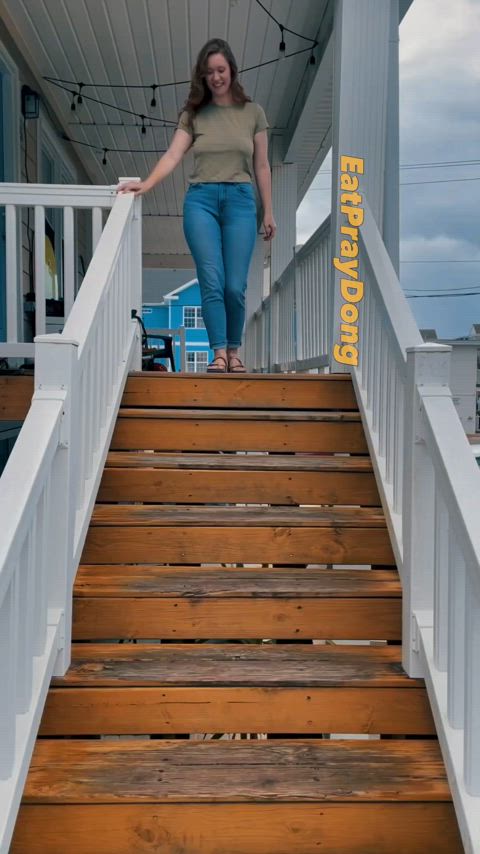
[{"x1": 177, "y1": 102, "x2": 269, "y2": 184}]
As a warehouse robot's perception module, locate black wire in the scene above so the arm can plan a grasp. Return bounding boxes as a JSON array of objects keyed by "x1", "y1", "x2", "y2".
[
  {"x1": 404, "y1": 284, "x2": 480, "y2": 293},
  {"x1": 62, "y1": 134, "x2": 166, "y2": 154},
  {"x1": 43, "y1": 44, "x2": 316, "y2": 112},
  {"x1": 406, "y1": 291, "x2": 480, "y2": 298},
  {"x1": 253, "y1": 0, "x2": 318, "y2": 44},
  {"x1": 45, "y1": 78, "x2": 178, "y2": 125}
]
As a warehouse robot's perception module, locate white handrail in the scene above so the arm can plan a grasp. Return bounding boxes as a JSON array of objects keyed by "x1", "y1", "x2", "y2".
[{"x1": 0, "y1": 185, "x2": 142, "y2": 853}]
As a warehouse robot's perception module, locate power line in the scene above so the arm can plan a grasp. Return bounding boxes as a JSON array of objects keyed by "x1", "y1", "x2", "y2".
[
  {"x1": 309, "y1": 175, "x2": 480, "y2": 190},
  {"x1": 401, "y1": 259, "x2": 480, "y2": 264},
  {"x1": 401, "y1": 176, "x2": 480, "y2": 187},
  {"x1": 317, "y1": 158, "x2": 480, "y2": 175},
  {"x1": 404, "y1": 283, "x2": 480, "y2": 293},
  {"x1": 406, "y1": 291, "x2": 480, "y2": 298}
]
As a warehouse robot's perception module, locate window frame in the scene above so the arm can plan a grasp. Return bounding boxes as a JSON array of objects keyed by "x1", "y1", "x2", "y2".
[{"x1": 183, "y1": 305, "x2": 205, "y2": 329}]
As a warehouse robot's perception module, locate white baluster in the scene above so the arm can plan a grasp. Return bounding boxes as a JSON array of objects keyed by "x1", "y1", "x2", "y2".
[
  {"x1": 464, "y1": 573, "x2": 480, "y2": 795},
  {"x1": 447, "y1": 538, "x2": 465, "y2": 728},
  {"x1": 34, "y1": 206, "x2": 46, "y2": 336}
]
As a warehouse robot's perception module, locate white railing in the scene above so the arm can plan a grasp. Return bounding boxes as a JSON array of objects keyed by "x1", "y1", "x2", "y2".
[
  {"x1": 352, "y1": 202, "x2": 480, "y2": 853},
  {"x1": 0, "y1": 183, "x2": 142, "y2": 852},
  {"x1": 0, "y1": 183, "x2": 118, "y2": 359},
  {"x1": 245, "y1": 196, "x2": 480, "y2": 850},
  {"x1": 246, "y1": 216, "x2": 331, "y2": 372}
]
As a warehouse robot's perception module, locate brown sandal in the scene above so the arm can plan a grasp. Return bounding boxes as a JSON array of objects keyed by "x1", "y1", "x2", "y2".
[
  {"x1": 228, "y1": 355, "x2": 246, "y2": 373},
  {"x1": 206, "y1": 355, "x2": 228, "y2": 373}
]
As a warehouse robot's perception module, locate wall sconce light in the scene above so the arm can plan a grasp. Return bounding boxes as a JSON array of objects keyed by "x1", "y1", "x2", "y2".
[{"x1": 21, "y1": 85, "x2": 40, "y2": 119}]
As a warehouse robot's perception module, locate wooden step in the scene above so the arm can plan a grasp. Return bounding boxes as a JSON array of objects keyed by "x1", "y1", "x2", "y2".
[
  {"x1": 111, "y1": 408, "x2": 368, "y2": 453},
  {"x1": 82, "y1": 505, "x2": 395, "y2": 566},
  {"x1": 0, "y1": 375, "x2": 33, "y2": 420},
  {"x1": 122, "y1": 372, "x2": 359, "y2": 410},
  {"x1": 40, "y1": 643, "x2": 434, "y2": 736},
  {"x1": 98, "y1": 452, "x2": 380, "y2": 505},
  {"x1": 12, "y1": 803, "x2": 462, "y2": 854},
  {"x1": 12, "y1": 741, "x2": 462, "y2": 853},
  {"x1": 73, "y1": 567, "x2": 401, "y2": 640},
  {"x1": 74, "y1": 566, "x2": 401, "y2": 598}
]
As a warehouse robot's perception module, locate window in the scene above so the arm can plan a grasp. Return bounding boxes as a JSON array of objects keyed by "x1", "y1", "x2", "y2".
[
  {"x1": 187, "y1": 351, "x2": 209, "y2": 373},
  {"x1": 183, "y1": 306, "x2": 205, "y2": 329}
]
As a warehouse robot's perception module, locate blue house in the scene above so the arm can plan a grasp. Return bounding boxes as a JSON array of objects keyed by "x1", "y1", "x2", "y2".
[{"x1": 142, "y1": 275, "x2": 213, "y2": 373}]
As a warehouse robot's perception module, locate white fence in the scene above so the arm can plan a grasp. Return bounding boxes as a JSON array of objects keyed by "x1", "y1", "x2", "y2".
[
  {"x1": 0, "y1": 184, "x2": 142, "y2": 852},
  {"x1": 0, "y1": 183, "x2": 118, "y2": 359},
  {"x1": 245, "y1": 216, "x2": 331, "y2": 372},
  {"x1": 351, "y1": 202, "x2": 480, "y2": 853}
]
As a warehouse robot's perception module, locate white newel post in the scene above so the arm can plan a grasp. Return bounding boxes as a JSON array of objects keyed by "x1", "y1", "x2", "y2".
[
  {"x1": 330, "y1": 0, "x2": 399, "y2": 372},
  {"x1": 402, "y1": 343, "x2": 451, "y2": 677},
  {"x1": 34, "y1": 335, "x2": 80, "y2": 675}
]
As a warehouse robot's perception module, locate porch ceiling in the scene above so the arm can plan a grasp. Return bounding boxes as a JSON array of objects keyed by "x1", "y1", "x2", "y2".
[{"x1": 1, "y1": 0, "x2": 331, "y2": 259}]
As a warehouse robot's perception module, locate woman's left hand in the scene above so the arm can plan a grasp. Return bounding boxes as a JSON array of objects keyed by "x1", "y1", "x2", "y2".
[{"x1": 262, "y1": 214, "x2": 277, "y2": 241}]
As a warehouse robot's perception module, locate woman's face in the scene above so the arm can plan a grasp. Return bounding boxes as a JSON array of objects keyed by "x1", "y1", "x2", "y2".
[{"x1": 204, "y1": 52, "x2": 232, "y2": 98}]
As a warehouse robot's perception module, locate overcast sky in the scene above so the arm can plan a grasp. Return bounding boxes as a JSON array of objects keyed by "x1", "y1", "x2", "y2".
[{"x1": 296, "y1": 0, "x2": 480, "y2": 339}]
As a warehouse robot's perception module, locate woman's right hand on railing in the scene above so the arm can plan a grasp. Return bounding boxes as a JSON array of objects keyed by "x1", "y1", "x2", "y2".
[{"x1": 116, "y1": 180, "x2": 149, "y2": 195}]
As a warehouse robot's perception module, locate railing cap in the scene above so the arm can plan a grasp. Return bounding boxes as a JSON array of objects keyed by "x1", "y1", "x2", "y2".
[{"x1": 406, "y1": 343, "x2": 452, "y2": 354}]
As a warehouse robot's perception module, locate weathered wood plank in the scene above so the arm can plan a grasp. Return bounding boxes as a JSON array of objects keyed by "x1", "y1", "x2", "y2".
[
  {"x1": 90, "y1": 505, "x2": 387, "y2": 528},
  {"x1": 105, "y1": 452, "x2": 373, "y2": 471},
  {"x1": 40, "y1": 687, "x2": 434, "y2": 736},
  {"x1": 73, "y1": 567, "x2": 401, "y2": 599},
  {"x1": 122, "y1": 374, "x2": 359, "y2": 410},
  {"x1": 72, "y1": 597, "x2": 401, "y2": 640},
  {"x1": 111, "y1": 419, "x2": 368, "y2": 453},
  {"x1": 21, "y1": 740, "x2": 453, "y2": 803},
  {"x1": 12, "y1": 803, "x2": 463, "y2": 854},
  {"x1": 53, "y1": 643, "x2": 418, "y2": 687},
  {"x1": 97, "y1": 467, "x2": 380, "y2": 505},
  {"x1": 117, "y1": 408, "x2": 361, "y2": 421},
  {"x1": 81, "y1": 526, "x2": 395, "y2": 565}
]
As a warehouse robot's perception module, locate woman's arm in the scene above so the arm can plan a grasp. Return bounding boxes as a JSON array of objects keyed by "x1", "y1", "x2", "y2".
[
  {"x1": 253, "y1": 130, "x2": 276, "y2": 240},
  {"x1": 117, "y1": 129, "x2": 192, "y2": 194}
]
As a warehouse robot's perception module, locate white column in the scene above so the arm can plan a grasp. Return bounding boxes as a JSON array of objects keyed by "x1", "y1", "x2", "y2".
[{"x1": 330, "y1": 0, "x2": 400, "y2": 370}]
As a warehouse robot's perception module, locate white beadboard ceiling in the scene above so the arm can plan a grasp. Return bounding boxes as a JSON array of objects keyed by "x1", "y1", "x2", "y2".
[{"x1": 2, "y1": 0, "x2": 332, "y2": 258}]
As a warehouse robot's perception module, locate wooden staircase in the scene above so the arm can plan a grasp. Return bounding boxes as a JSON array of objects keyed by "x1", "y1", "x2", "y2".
[{"x1": 11, "y1": 373, "x2": 462, "y2": 853}]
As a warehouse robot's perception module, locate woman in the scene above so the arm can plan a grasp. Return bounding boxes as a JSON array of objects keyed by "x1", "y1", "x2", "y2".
[{"x1": 118, "y1": 38, "x2": 276, "y2": 373}]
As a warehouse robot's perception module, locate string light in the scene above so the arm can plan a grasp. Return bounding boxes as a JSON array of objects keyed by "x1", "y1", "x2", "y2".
[
  {"x1": 47, "y1": 2, "x2": 320, "y2": 161},
  {"x1": 62, "y1": 133, "x2": 166, "y2": 157}
]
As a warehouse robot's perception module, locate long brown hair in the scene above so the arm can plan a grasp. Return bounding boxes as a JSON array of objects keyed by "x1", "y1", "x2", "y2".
[{"x1": 182, "y1": 38, "x2": 251, "y2": 115}]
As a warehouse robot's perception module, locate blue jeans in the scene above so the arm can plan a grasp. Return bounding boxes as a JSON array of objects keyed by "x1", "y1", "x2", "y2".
[{"x1": 183, "y1": 182, "x2": 257, "y2": 350}]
